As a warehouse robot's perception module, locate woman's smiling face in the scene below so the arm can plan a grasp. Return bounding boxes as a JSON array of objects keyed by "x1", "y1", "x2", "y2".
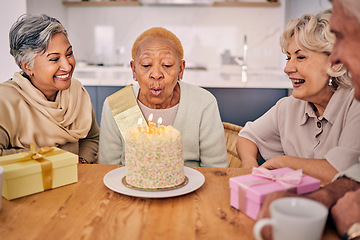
[
  {"x1": 131, "y1": 37, "x2": 185, "y2": 109},
  {"x1": 284, "y1": 36, "x2": 333, "y2": 108},
  {"x1": 22, "y1": 32, "x2": 75, "y2": 101}
]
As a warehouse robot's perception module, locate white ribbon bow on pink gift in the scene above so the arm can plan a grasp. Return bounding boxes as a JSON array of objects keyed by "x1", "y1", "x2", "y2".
[{"x1": 251, "y1": 167, "x2": 303, "y2": 188}]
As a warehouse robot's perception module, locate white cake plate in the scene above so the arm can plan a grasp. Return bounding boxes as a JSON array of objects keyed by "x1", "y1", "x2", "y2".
[{"x1": 103, "y1": 166, "x2": 205, "y2": 198}]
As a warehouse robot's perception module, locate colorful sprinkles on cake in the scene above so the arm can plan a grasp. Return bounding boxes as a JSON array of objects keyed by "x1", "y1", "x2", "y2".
[{"x1": 125, "y1": 116, "x2": 185, "y2": 189}]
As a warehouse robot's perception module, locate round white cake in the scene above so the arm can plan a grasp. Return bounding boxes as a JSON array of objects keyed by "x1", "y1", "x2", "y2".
[{"x1": 125, "y1": 125, "x2": 185, "y2": 189}]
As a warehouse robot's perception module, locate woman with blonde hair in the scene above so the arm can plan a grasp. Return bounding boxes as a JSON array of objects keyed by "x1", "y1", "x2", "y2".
[
  {"x1": 237, "y1": 9, "x2": 360, "y2": 184},
  {"x1": 99, "y1": 27, "x2": 227, "y2": 167}
]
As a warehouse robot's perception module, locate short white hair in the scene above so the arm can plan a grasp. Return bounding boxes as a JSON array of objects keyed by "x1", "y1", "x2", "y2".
[{"x1": 334, "y1": 0, "x2": 360, "y2": 24}]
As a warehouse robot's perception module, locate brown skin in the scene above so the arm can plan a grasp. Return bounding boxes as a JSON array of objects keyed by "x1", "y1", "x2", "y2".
[
  {"x1": 21, "y1": 33, "x2": 75, "y2": 102},
  {"x1": 130, "y1": 36, "x2": 185, "y2": 110}
]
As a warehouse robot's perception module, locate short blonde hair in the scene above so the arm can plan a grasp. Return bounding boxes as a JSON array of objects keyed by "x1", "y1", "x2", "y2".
[
  {"x1": 131, "y1": 27, "x2": 184, "y2": 60},
  {"x1": 281, "y1": 9, "x2": 351, "y2": 89}
]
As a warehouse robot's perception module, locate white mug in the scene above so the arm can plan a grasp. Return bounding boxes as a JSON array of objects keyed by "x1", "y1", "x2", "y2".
[
  {"x1": 253, "y1": 197, "x2": 328, "y2": 240},
  {"x1": 0, "y1": 166, "x2": 3, "y2": 210}
]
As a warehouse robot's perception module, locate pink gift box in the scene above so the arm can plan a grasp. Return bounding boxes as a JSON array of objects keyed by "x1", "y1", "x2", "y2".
[{"x1": 229, "y1": 167, "x2": 321, "y2": 220}]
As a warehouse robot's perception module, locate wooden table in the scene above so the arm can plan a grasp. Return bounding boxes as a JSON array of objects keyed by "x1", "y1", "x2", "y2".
[{"x1": 0, "y1": 165, "x2": 340, "y2": 240}]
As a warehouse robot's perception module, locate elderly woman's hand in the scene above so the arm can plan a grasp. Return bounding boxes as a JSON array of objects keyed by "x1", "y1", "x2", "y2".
[
  {"x1": 331, "y1": 189, "x2": 360, "y2": 236},
  {"x1": 260, "y1": 155, "x2": 287, "y2": 169}
]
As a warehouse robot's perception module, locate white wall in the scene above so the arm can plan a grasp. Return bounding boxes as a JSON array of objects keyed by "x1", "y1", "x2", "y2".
[
  {"x1": 7, "y1": 0, "x2": 333, "y2": 80},
  {"x1": 0, "y1": 0, "x2": 26, "y2": 82},
  {"x1": 66, "y1": 4, "x2": 286, "y2": 70},
  {"x1": 24, "y1": 0, "x2": 287, "y2": 72},
  {"x1": 27, "y1": 0, "x2": 68, "y2": 27},
  {"x1": 286, "y1": 0, "x2": 332, "y2": 23}
]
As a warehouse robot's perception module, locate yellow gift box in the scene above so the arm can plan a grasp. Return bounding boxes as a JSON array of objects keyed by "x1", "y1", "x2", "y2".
[{"x1": 0, "y1": 146, "x2": 78, "y2": 200}]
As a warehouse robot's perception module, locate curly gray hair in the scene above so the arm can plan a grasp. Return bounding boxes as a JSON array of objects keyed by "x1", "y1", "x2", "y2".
[{"x1": 9, "y1": 14, "x2": 67, "y2": 69}]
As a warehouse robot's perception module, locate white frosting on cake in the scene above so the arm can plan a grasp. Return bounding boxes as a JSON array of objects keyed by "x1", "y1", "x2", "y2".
[{"x1": 125, "y1": 125, "x2": 185, "y2": 189}]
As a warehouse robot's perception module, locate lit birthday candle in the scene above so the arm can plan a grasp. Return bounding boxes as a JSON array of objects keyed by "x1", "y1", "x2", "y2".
[
  {"x1": 148, "y1": 113, "x2": 153, "y2": 122},
  {"x1": 137, "y1": 118, "x2": 144, "y2": 133},
  {"x1": 157, "y1": 117, "x2": 164, "y2": 134},
  {"x1": 148, "y1": 113, "x2": 156, "y2": 134}
]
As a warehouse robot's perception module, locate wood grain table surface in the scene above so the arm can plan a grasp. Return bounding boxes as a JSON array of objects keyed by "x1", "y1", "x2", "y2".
[{"x1": 0, "y1": 164, "x2": 340, "y2": 240}]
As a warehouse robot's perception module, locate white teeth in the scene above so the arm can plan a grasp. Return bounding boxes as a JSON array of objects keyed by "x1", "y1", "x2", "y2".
[
  {"x1": 292, "y1": 79, "x2": 305, "y2": 84},
  {"x1": 56, "y1": 73, "x2": 70, "y2": 79}
]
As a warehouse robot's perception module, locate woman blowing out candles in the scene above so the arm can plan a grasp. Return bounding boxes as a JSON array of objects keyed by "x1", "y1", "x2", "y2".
[
  {"x1": 98, "y1": 27, "x2": 228, "y2": 167},
  {"x1": 0, "y1": 14, "x2": 99, "y2": 163},
  {"x1": 236, "y1": 10, "x2": 360, "y2": 184}
]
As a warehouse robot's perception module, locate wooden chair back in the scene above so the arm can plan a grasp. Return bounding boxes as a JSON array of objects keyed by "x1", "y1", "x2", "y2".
[{"x1": 223, "y1": 122, "x2": 243, "y2": 168}]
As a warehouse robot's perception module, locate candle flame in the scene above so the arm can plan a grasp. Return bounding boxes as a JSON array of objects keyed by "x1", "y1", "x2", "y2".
[
  {"x1": 157, "y1": 117, "x2": 163, "y2": 125},
  {"x1": 148, "y1": 113, "x2": 153, "y2": 122},
  {"x1": 138, "y1": 118, "x2": 143, "y2": 125}
]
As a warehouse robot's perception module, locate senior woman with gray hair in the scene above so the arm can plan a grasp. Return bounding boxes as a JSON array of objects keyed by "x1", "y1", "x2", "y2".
[
  {"x1": 0, "y1": 14, "x2": 99, "y2": 163},
  {"x1": 237, "y1": 9, "x2": 360, "y2": 185}
]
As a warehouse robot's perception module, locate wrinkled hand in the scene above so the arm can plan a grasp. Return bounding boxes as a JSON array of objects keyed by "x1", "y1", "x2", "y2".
[
  {"x1": 256, "y1": 191, "x2": 300, "y2": 240},
  {"x1": 260, "y1": 156, "x2": 285, "y2": 170},
  {"x1": 331, "y1": 188, "x2": 360, "y2": 236}
]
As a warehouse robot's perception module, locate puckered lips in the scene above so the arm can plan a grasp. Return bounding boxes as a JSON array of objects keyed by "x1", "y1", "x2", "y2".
[
  {"x1": 290, "y1": 77, "x2": 305, "y2": 88},
  {"x1": 150, "y1": 87, "x2": 162, "y2": 96},
  {"x1": 54, "y1": 73, "x2": 71, "y2": 81}
]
